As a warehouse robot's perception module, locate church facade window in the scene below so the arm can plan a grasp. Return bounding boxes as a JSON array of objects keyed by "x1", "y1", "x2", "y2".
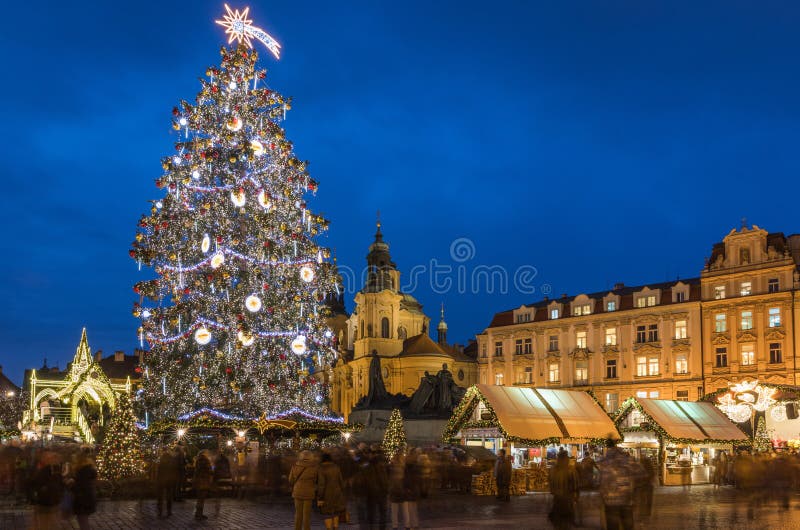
[{"x1": 381, "y1": 317, "x2": 390, "y2": 338}]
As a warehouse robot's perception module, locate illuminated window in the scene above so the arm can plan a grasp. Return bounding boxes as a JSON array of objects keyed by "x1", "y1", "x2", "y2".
[
  {"x1": 549, "y1": 363, "x2": 560, "y2": 383},
  {"x1": 648, "y1": 356, "x2": 659, "y2": 376},
  {"x1": 605, "y1": 393, "x2": 619, "y2": 413},
  {"x1": 675, "y1": 354, "x2": 688, "y2": 374},
  {"x1": 606, "y1": 301, "x2": 616, "y2": 312},
  {"x1": 715, "y1": 347, "x2": 728, "y2": 368},
  {"x1": 605, "y1": 327, "x2": 617, "y2": 346},
  {"x1": 769, "y1": 307, "x2": 781, "y2": 328},
  {"x1": 740, "y1": 282, "x2": 751, "y2": 296},
  {"x1": 714, "y1": 286, "x2": 726, "y2": 300},
  {"x1": 637, "y1": 356, "x2": 647, "y2": 377},
  {"x1": 741, "y1": 345, "x2": 755, "y2": 366},
  {"x1": 549, "y1": 335, "x2": 559, "y2": 351},
  {"x1": 576, "y1": 331, "x2": 587, "y2": 349},
  {"x1": 715, "y1": 314, "x2": 727, "y2": 333},
  {"x1": 495, "y1": 372, "x2": 504, "y2": 386},
  {"x1": 648, "y1": 391, "x2": 659, "y2": 399},
  {"x1": 550, "y1": 308, "x2": 560, "y2": 319},
  {"x1": 674, "y1": 320, "x2": 687, "y2": 340},
  {"x1": 740, "y1": 311, "x2": 753, "y2": 330},
  {"x1": 636, "y1": 391, "x2": 647, "y2": 398},
  {"x1": 605, "y1": 359, "x2": 617, "y2": 379},
  {"x1": 770, "y1": 343, "x2": 783, "y2": 364},
  {"x1": 575, "y1": 360, "x2": 588, "y2": 383}
]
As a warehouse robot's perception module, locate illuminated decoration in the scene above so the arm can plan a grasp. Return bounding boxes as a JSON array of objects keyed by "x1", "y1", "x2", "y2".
[
  {"x1": 231, "y1": 188, "x2": 246, "y2": 207},
  {"x1": 210, "y1": 252, "x2": 225, "y2": 269},
  {"x1": 237, "y1": 330, "x2": 255, "y2": 346},
  {"x1": 300, "y1": 266, "x2": 315, "y2": 283},
  {"x1": 382, "y1": 408, "x2": 407, "y2": 459},
  {"x1": 215, "y1": 4, "x2": 282, "y2": 59},
  {"x1": 291, "y1": 335, "x2": 307, "y2": 355},
  {"x1": 250, "y1": 139, "x2": 265, "y2": 156},
  {"x1": 226, "y1": 116, "x2": 243, "y2": 131},
  {"x1": 131, "y1": 25, "x2": 337, "y2": 420},
  {"x1": 257, "y1": 189, "x2": 271, "y2": 210},
  {"x1": 771, "y1": 405, "x2": 788, "y2": 423},
  {"x1": 245, "y1": 294, "x2": 262, "y2": 312},
  {"x1": 716, "y1": 380, "x2": 776, "y2": 423},
  {"x1": 194, "y1": 327, "x2": 212, "y2": 345},
  {"x1": 96, "y1": 394, "x2": 144, "y2": 481},
  {"x1": 201, "y1": 234, "x2": 211, "y2": 254}
]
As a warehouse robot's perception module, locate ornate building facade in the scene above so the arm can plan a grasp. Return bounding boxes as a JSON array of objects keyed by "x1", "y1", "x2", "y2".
[
  {"x1": 329, "y1": 223, "x2": 478, "y2": 420},
  {"x1": 478, "y1": 225, "x2": 800, "y2": 413}
]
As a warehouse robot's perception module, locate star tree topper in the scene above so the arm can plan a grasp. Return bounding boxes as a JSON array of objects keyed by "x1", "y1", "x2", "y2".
[{"x1": 216, "y1": 4, "x2": 282, "y2": 59}]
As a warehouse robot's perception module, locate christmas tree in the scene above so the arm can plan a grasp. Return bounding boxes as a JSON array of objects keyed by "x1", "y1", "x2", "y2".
[
  {"x1": 382, "y1": 408, "x2": 407, "y2": 459},
  {"x1": 130, "y1": 8, "x2": 338, "y2": 420},
  {"x1": 97, "y1": 393, "x2": 144, "y2": 481},
  {"x1": 753, "y1": 415, "x2": 771, "y2": 452}
]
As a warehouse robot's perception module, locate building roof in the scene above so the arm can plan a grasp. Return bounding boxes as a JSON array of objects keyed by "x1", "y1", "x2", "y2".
[
  {"x1": 486, "y1": 277, "x2": 702, "y2": 329},
  {"x1": 400, "y1": 334, "x2": 475, "y2": 363},
  {"x1": 97, "y1": 353, "x2": 141, "y2": 381},
  {"x1": 0, "y1": 368, "x2": 19, "y2": 394},
  {"x1": 619, "y1": 398, "x2": 748, "y2": 443}
]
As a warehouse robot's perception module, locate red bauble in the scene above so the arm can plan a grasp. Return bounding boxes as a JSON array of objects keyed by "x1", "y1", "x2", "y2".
[
  {"x1": 211, "y1": 85, "x2": 218, "y2": 93},
  {"x1": 216, "y1": 236, "x2": 223, "y2": 243},
  {"x1": 172, "y1": 107, "x2": 180, "y2": 116},
  {"x1": 279, "y1": 353, "x2": 286, "y2": 360},
  {"x1": 225, "y1": 367, "x2": 232, "y2": 374}
]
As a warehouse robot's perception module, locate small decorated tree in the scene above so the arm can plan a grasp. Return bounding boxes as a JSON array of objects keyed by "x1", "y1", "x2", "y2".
[
  {"x1": 97, "y1": 393, "x2": 144, "y2": 481},
  {"x1": 382, "y1": 408, "x2": 407, "y2": 459},
  {"x1": 753, "y1": 415, "x2": 771, "y2": 452}
]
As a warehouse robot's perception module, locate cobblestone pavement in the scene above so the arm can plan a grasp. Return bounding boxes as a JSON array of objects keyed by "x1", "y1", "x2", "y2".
[{"x1": 2, "y1": 486, "x2": 800, "y2": 529}]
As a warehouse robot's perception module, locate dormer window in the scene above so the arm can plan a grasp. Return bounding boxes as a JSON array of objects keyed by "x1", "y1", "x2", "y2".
[
  {"x1": 573, "y1": 304, "x2": 591, "y2": 316},
  {"x1": 515, "y1": 312, "x2": 531, "y2": 323},
  {"x1": 606, "y1": 301, "x2": 616, "y2": 312},
  {"x1": 635, "y1": 295, "x2": 657, "y2": 308},
  {"x1": 550, "y1": 308, "x2": 560, "y2": 320}
]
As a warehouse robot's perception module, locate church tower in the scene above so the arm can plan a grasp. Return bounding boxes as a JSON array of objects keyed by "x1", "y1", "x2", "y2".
[{"x1": 437, "y1": 303, "x2": 448, "y2": 346}]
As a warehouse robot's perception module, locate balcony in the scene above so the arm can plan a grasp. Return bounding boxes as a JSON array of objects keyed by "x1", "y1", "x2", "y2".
[{"x1": 602, "y1": 344, "x2": 620, "y2": 354}]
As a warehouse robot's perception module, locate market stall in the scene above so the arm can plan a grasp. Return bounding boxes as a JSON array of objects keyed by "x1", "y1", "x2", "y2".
[
  {"x1": 614, "y1": 398, "x2": 748, "y2": 486},
  {"x1": 443, "y1": 384, "x2": 620, "y2": 494}
]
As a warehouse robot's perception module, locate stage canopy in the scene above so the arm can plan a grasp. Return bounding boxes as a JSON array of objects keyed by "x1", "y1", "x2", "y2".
[{"x1": 443, "y1": 384, "x2": 620, "y2": 445}]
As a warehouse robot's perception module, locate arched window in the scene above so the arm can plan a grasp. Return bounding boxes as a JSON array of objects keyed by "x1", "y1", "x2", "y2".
[{"x1": 381, "y1": 317, "x2": 390, "y2": 338}]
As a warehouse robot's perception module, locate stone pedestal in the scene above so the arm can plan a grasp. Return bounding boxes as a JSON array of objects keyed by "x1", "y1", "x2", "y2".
[{"x1": 349, "y1": 409, "x2": 448, "y2": 445}]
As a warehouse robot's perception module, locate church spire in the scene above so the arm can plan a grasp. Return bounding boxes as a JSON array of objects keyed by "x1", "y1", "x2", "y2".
[
  {"x1": 437, "y1": 303, "x2": 448, "y2": 345},
  {"x1": 365, "y1": 213, "x2": 397, "y2": 293}
]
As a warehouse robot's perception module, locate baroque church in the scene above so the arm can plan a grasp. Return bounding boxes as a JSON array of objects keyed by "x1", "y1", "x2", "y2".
[{"x1": 327, "y1": 221, "x2": 478, "y2": 420}]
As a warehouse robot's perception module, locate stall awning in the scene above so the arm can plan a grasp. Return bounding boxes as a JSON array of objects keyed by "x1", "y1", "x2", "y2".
[
  {"x1": 455, "y1": 385, "x2": 620, "y2": 444},
  {"x1": 633, "y1": 398, "x2": 748, "y2": 443}
]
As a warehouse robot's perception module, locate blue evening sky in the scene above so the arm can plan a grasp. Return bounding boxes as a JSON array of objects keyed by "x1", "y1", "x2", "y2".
[{"x1": 2, "y1": 1, "x2": 799, "y2": 384}]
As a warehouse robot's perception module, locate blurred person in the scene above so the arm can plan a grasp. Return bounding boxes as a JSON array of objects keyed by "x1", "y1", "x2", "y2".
[
  {"x1": 548, "y1": 449, "x2": 578, "y2": 530},
  {"x1": 213, "y1": 450, "x2": 232, "y2": 515},
  {"x1": 317, "y1": 452, "x2": 346, "y2": 530},
  {"x1": 598, "y1": 439, "x2": 639, "y2": 530},
  {"x1": 494, "y1": 448, "x2": 512, "y2": 502},
  {"x1": 353, "y1": 445, "x2": 389, "y2": 529},
  {"x1": 71, "y1": 451, "x2": 97, "y2": 530},
  {"x1": 417, "y1": 449, "x2": 432, "y2": 498},
  {"x1": 289, "y1": 450, "x2": 319, "y2": 530},
  {"x1": 636, "y1": 454, "x2": 656, "y2": 518},
  {"x1": 193, "y1": 450, "x2": 214, "y2": 520},
  {"x1": 28, "y1": 451, "x2": 63, "y2": 530},
  {"x1": 156, "y1": 447, "x2": 179, "y2": 517},
  {"x1": 388, "y1": 451, "x2": 407, "y2": 530},
  {"x1": 174, "y1": 445, "x2": 187, "y2": 501},
  {"x1": 403, "y1": 449, "x2": 422, "y2": 530},
  {"x1": 575, "y1": 454, "x2": 597, "y2": 526}
]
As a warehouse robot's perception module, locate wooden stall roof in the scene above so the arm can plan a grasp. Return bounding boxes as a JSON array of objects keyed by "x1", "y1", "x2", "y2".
[{"x1": 634, "y1": 398, "x2": 748, "y2": 443}]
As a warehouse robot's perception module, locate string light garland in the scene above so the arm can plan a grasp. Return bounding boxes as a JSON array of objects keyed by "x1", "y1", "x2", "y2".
[{"x1": 382, "y1": 408, "x2": 407, "y2": 459}]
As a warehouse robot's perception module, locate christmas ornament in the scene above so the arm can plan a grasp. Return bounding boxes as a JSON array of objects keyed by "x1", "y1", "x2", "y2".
[
  {"x1": 245, "y1": 294, "x2": 262, "y2": 312},
  {"x1": 237, "y1": 331, "x2": 255, "y2": 346},
  {"x1": 231, "y1": 189, "x2": 246, "y2": 207},
  {"x1": 300, "y1": 266, "x2": 315, "y2": 283},
  {"x1": 291, "y1": 335, "x2": 307, "y2": 356},
  {"x1": 257, "y1": 189, "x2": 272, "y2": 210},
  {"x1": 195, "y1": 327, "x2": 212, "y2": 345},
  {"x1": 250, "y1": 139, "x2": 265, "y2": 156},
  {"x1": 226, "y1": 116, "x2": 243, "y2": 131},
  {"x1": 210, "y1": 252, "x2": 225, "y2": 269},
  {"x1": 201, "y1": 234, "x2": 211, "y2": 254}
]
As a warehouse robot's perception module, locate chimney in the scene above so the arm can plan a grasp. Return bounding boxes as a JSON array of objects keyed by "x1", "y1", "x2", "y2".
[
  {"x1": 114, "y1": 350, "x2": 125, "y2": 362},
  {"x1": 543, "y1": 296, "x2": 549, "y2": 302},
  {"x1": 95, "y1": 350, "x2": 103, "y2": 362},
  {"x1": 614, "y1": 282, "x2": 625, "y2": 291}
]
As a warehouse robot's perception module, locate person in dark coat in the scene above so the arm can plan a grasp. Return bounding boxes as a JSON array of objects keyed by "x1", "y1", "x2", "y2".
[
  {"x1": 193, "y1": 451, "x2": 214, "y2": 520},
  {"x1": 156, "y1": 447, "x2": 179, "y2": 517},
  {"x1": 289, "y1": 450, "x2": 319, "y2": 530},
  {"x1": 388, "y1": 452, "x2": 407, "y2": 530},
  {"x1": 317, "y1": 452, "x2": 346, "y2": 530},
  {"x1": 353, "y1": 446, "x2": 389, "y2": 530},
  {"x1": 548, "y1": 450, "x2": 578, "y2": 530},
  {"x1": 494, "y1": 449, "x2": 512, "y2": 501},
  {"x1": 213, "y1": 451, "x2": 231, "y2": 515},
  {"x1": 403, "y1": 449, "x2": 423, "y2": 530},
  {"x1": 29, "y1": 451, "x2": 64, "y2": 530},
  {"x1": 72, "y1": 453, "x2": 97, "y2": 530}
]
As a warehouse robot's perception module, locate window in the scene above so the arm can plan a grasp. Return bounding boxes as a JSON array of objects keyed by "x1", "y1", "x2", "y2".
[
  {"x1": 550, "y1": 308, "x2": 560, "y2": 320},
  {"x1": 636, "y1": 325, "x2": 647, "y2": 343},
  {"x1": 715, "y1": 314, "x2": 727, "y2": 333},
  {"x1": 573, "y1": 304, "x2": 591, "y2": 316},
  {"x1": 675, "y1": 354, "x2": 688, "y2": 374},
  {"x1": 769, "y1": 307, "x2": 781, "y2": 328},
  {"x1": 635, "y1": 297, "x2": 646, "y2": 308},
  {"x1": 740, "y1": 281, "x2": 752, "y2": 296},
  {"x1": 647, "y1": 324, "x2": 659, "y2": 342},
  {"x1": 637, "y1": 356, "x2": 647, "y2": 377},
  {"x1": 674, "y1": 320, "x2": 687, "y2": 340},
  {"x1": 714, "y1": 286, "x2": 726, "y2": 300},
  {"x1": 549, "y1": 363, "x2": 560, "y2": 383},
  {"x1": 605, "y1": 393, "x2": 619, "y2": 413},
  {"x1": 605, "y1": 327, "x2": 617, "y2": 346},
  {"x1": 517, "y1": 368, "x2": 533, "y2": 384},
  {"x1": 740, "y1": 247, "x2": 751, "y2": 264},
  {"x1": 481, "y1": 343, "x2": 487, "y2": 358},
  {"x1": 495, "y1": 372, "x2": 504, "y2": 386},
  {"x1": 636, "y1": 391, "x2": 647, "y2": 398},
  {"x1": 768, "y1": 278, "x2": 779, "y2": 293},
  {"x1": 715, "y1": 347, "x2": 728, "y2": 368},
  {"x1": 605, "y1": 359, "x2": 617, "y2": 379},
  {"x1": 576, "y1": 331, "x2": 587, "y2": 349},
  {"x1": 515, "y1": 339, "x2": 523, "y2": 355},
  {"x1": 523, "y1": 338, "x2": 532, "y2": 354},
  {"x1": 575, "y1": 360, "x2": 588, "y2": 383},
  {"x1": 606, "y1": 301, "x2": 616, "y2": 312},
  {"x1": 676, "y1": 390, "x2": 689, "y2": 401},
  {"x1": 494, "y1": 341, "x2": 503, "y2": 357},
  {"x1": 770, "y1": 343, "x2": 783, "y2": 364},
  {"x1": 381, "y1": 317, "x2": 390, "y2": 338},
  {"x1": 648, "y1": 391, "x2": 659, "y2": 399},
  {"x1": 647, "y1": 295, "x2": 656, "y2": 307},
  {"x1": 740, "y1": 311, "x2": 753, "y2": 330},
  {"x1": 549, "y1": 335, "x2": 559, "y2": 352},
  {"x1": 648, "y1": 356, "x2": 659, "y2": 376},
  {"x1": 675, "y1": 291, "x2": 686, "y2": 303},
  {"x1": 516, "y1": 313, "x2": 531, "y2": 323},
  {"x1": 741, "y1": 345, "x2": 755, "y2": 366}
]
